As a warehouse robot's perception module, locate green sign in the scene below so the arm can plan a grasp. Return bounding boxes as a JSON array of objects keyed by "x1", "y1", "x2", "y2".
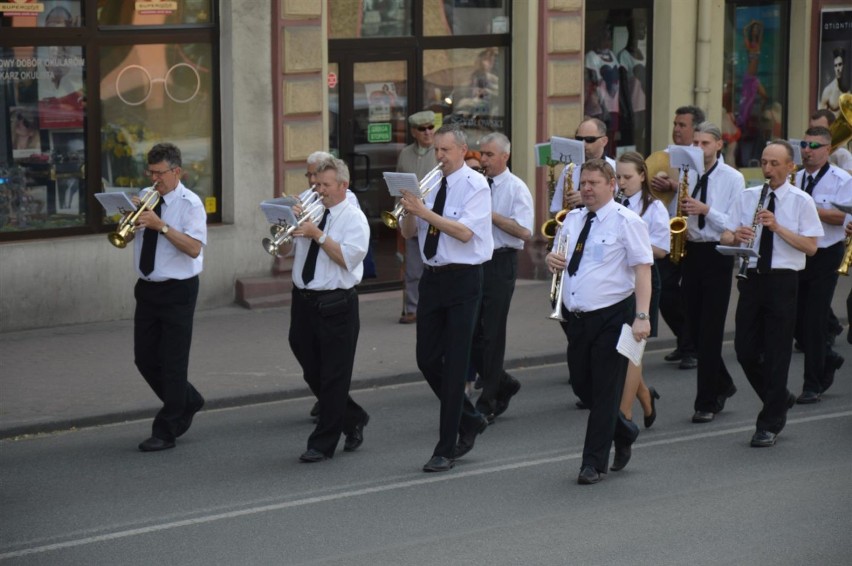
[
  {"x1": 367, "y1": 123, "x2": 392, "y2": 143},
  {"x1": 535, "y1": 142, "x2": 552, "y2": 167}
]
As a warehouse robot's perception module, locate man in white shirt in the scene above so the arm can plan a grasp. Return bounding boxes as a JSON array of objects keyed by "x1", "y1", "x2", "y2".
[
  {"x1": 130, "y1": 143, "x2": 207, "y2": 452},
  {"x1": 399, "y1": 126, "x2": 493, "y2": 473},
  {"x1": 546, "y1": 159, "x2": 653, "y2": 485},
  {"x1": 549, "y1": 117, "x2": 616, "y2": 214},
  {"x1": 721, "y1": 140, "x2": 823, "y2": 448},
  {"x1": 288, "y1": 157, "x2": 371, "y2": 463},
  {"x1": 809, "y1": 110, "x2": 852, "y2": 173},
  {"x1": 792, "y1": 128, "x2": 851, "y2": 404},
  {"x1": 681, "y1": 122, "x2": 745, "y2": 424},
  {"x1": 470, "y1": 133, "x2": 534, "y2": 424}
]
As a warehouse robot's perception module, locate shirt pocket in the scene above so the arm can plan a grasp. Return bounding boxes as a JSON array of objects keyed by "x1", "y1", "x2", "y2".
[
  {"x1": 588, "y1": 231, "x2": 619, "y2": 263},
  {"x1": 443, "y1": 205, "x2": 462, "y2": 219}
]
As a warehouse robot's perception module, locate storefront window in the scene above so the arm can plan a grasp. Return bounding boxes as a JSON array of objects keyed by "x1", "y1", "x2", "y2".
[
  {"x1": 423, "y1": 0, "x2": 510, "y2": 37},
  {"x1": 100, "y1": 43, "x2": 215, "y2": 208},
  {"x1": 723, "y1": 1, "x2": 789, "y2": 167},
  {"x1": 1, "y1": 45, "x2": 87, "y2": 231},
  {"x1": 423, "y1": 46, "x2": 506, "y2": 147},
  {"x1": 96, "y1": 0, "x2": 212, "y2": 26},
  {"x1": 329, "y1": 0, "x2": 413, "y2": 39},
  {"x1": 0, "y1": 1, "x2": 83, "y2": 28}
]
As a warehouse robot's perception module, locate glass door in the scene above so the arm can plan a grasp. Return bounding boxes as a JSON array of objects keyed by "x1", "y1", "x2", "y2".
[{"x1": 329, "y1": 50, "x2": 415, "y2": 290}]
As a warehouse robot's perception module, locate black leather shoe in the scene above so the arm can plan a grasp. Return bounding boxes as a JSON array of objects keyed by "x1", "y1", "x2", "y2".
[
  {"x1": 175, "y1": 396, "x2": 205, "y2": 438},
  {"x1": 692, "y1": 411, "x2": 714, "y2": 423},
  {"x1": 610, "y1": 442, "x2": 632, "y2": 472},
  {"x1": 716, "y1": 384, "x2": 738, "y2": 412},
  {"x1": 750, "y1": 430, "x2": 777, "y2": 447},
  {"x1": 138, "y1": 437, "x2": 175, "y2": 452},
  {"x1": 453, "y1": 415, "x2": 489, "y2": 459},
  {"x1": 644, "y1": 387, "x2": 660, "y2": 429},
  {"x1": 344, "y1": 414, "x2": 369, "y2": 452},
  {"x1": 493, "y1": 377, "x2": 521, "y2": 418},
  {"x1": 664, "y1": 348, "x2": 682, "y2": 362},
  {"x1": 309, "y1": 401, "x2": 320, "y2": 418},
  {"x1": 678, "y1": 355, "x2": 698, "y2": 370},
  {"x1": 577, "y1": 465, "x2": 603, "y2": 485},
  {"x1": 822, "y1": 353, "x2": 844, "y2": 393},
  {"x1": 796, "y1": 390, "x2": 821, "y2": 404},
  {"x1": 423, "y1": 456, "x2": 454, "y2": 472},
  {"x1": 299, "y1": 448, "x2": 329, "y2": 463}
]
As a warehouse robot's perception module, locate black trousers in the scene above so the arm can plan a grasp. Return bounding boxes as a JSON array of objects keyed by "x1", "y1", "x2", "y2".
[
  {"x1": 471, "y1": 249, "x2": 519, "y2": 414},
  {"x1": 794, "y1": 242, "x2": 844, "y2": 394},
  {"x1": 734, "y1": 271, "x2": 798, "y2": 434},
  {"x1": 682, "y1": 242, "x2": 735, "y2": 412},
  {"x1": 656, "y1": 256, "x2": 696, "y2": 355},
  {"x1": 417, "y1": 264, "x2": 483, "y2": 459},
  {"x1": 134, "y1": 276, "x2": 204, "y2": 442},
  {"x1": 564, "y1": 295, "x2": 635, "y2": 472},
  {"x1": 289, "y1": 287, "x2": 367, "y2": 457}
]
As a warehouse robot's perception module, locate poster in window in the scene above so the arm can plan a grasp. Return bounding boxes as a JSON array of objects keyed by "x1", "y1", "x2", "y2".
[
  {"x1": 37, "y1": 44, "x2": 85, "y2": 129},
  {"x1": 10, "y1": 106, "x2": 41, "y2": 159},
  {"x1": 817, "y1": 9, "x2": 852, "y2": 116},
  {"x1": 366, "y1": 82, "x2": 397, "y2": 122}
]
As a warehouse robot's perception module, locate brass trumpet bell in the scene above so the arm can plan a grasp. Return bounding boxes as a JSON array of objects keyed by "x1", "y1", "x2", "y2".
[
  {"x1": 830, "y1": 93, "x2": 852, "y2": 153},
  {"x1": 107, "y1": 190, "x2": 160, "y2": 249},
  {"x1": 645, "y1": 150, "x2": 675, "y2": 206}
]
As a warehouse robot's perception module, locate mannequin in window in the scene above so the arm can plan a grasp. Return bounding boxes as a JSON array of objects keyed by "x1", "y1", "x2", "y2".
[{"x1": 586, "y1": 24, "x2": 620, "y2": 156}]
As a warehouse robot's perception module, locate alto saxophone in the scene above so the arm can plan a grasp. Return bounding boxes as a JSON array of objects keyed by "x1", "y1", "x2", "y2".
[{"x1": 669, "y1": 165, "x2": 690, "y2": 264}]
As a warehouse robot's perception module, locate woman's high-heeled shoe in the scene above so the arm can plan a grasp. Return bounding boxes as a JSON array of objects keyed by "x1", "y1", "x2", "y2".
[{"x1": 644, "y1": 387, "x2": 660, "y2": 429}]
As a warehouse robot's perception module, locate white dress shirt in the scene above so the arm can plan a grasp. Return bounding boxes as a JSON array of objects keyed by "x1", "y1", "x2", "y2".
[
  {"x1": 416, "y1": 164, "x2": 493, "y2": 266},
  {"x1": 622, "y1": 194, "x2": 671, "y2": 253},
  {"x1": 557, "y1": 199, "x2": 653, "y2": 312},
  {"x1": 726, "y1": 182, "x2": 824, "y2": 271},
  {"x1": 687, "y1": 161, "x2": 744, "y2": 242},
  {"x1": 134, "y1": 182, "x2": 207, "y2": 281},
  {"x1": 795, "y1": 164, "x2": 852, "y2": 248},
  {"x1": 549, "y1": 155, "x2": 617, "y2": 213},
  {"x1": 291, "y1": 200, "x2": 369, "y2": 290},
  {"x1": 490, "y1": 168, "x2": 534, "y2": 251}
]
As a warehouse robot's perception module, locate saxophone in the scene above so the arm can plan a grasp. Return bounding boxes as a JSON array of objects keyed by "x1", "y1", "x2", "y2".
[
  {"x1": 838, "y1": 235, "x2": 852, "y2": 276},
  {"x1": 540, "y1": 162, "x2": 575, "y2": 240},
  {"x1": 668, "y1": 165, "x2": 690, "y2": 264}
]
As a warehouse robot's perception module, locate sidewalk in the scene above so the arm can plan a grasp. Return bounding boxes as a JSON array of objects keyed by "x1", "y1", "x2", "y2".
[{"x1": 2, "y1": 277, "x2": 849, "y2": 438}]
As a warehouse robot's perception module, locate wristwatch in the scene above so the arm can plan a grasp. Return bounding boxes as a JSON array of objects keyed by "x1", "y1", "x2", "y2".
[
  {"x1": 317, "y1": 233, "x2": 327, "y2": 245},
  {"x1": 160, "y1": 224, "x2": 170, "y2": 235},
  {"x1": 635, "y1": 312, "x2": 648, "y2": 320}
]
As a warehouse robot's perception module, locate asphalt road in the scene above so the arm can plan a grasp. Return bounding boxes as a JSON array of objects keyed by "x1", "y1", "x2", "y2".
[{"x1": 2, "y1": 342, "x2": 851, "y2": 566}]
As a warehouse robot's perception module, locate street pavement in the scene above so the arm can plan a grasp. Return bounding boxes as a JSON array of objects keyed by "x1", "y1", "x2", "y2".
[{"x1": 1, "y1": 276, "x2": 850, "y2": 438}]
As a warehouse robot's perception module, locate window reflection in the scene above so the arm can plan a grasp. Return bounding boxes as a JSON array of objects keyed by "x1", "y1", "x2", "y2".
[
  {"x1": 96, "y1": 0, "x2": 212, "y2": 26},
  {"x1": 329, "y1": 0, "x2": 412, "y2": 39},
  {"x1": 0, "y1": 1, "x2": 82, "y2": 29},
  {"x1": 423, "y1": 0, "x2": 510, "y2": 37}
]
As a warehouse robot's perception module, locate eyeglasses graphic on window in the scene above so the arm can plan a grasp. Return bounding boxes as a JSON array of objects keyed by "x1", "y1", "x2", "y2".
[{"x1": 115, "y1": 64, "x2": 201, "y2": 106}]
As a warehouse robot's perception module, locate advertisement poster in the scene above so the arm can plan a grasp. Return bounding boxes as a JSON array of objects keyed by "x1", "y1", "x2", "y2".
[{"x1": 817, "y1": 9, "x2": 852, "y2": 116}]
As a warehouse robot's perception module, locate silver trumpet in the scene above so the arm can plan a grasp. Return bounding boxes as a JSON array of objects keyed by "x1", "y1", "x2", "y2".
[
  {"x1": 261, "y1": 192, "x2": 325, "y2": 256},
  {"x1": 548, "y1": 230, "x2": 569, "y2": 322},
  {"x1": 269, "y1": 186, "x2": 317, "y2": 238},
  {"x1": 382, "y1": 163, "x2": 443, "y2": 229}
]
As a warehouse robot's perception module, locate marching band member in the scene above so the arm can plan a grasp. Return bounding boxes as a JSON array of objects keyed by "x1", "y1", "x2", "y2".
[{"x1": 549, "y1": 118, "x2": 617, "y2": 214}]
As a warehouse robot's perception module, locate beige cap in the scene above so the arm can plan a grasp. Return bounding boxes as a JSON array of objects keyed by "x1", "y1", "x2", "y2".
[{"x1": 408, "y1": 110, "x2": 436, "y2": 127}]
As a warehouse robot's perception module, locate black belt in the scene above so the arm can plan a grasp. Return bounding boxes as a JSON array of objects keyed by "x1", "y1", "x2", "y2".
[
  {"x1": 423, "y1": 263, "x2": 476, "y2": 273},
  {"x1": 296, "y1": 287, "x2": 355, "y2": 299},
  {"x1": 493, "y1": 247, "x2": 518, "y2": 255},
  {"x1": 138, "y1": 275, "x2": 197, "y2": 285},
  {"x1": 568, "y1": 295, "x2": 633, "y2": 319},
  {"x1": 745, "y1": 268, "x2": 796, "y2": 275}
]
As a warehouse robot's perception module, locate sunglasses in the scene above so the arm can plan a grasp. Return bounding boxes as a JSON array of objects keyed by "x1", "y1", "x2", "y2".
[
  {"x1": 799, "y1": 141, "x2": 828, "y2": 150},
  {"x1": 575, "y1": 135, "x2": 605, "y2": 143},
  {"x1": 417, "y1": 124, "x2": 435, "y2": 132}
]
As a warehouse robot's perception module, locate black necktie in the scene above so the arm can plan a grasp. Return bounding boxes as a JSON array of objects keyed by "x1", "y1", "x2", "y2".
[
  {"x1": 423, "y1": 177, "x2": 448, "y2": 259},
  {"x1": 301, "y1": 209, "x2": 330, "y2": 284},
  {"x1": 487, "y1": 177, "x2": 494, "y2": 190},
  {"x1": 567, "y1": 212, "x2": 595, "y2": 277},
  {"x1": 139, "y1": 199, "x2": 162, "y2": 276},
  {"x1": 623, "y1": 197, "x2": 630, "y2": 209},
  {"x1": 804, "y1": 163, "x2": 830, "y2": 196},
  {"x1": 756, "y1": 192, "x2": 775, "y2": 274},
  {"x1": 691, "y1": 162, "x2": 717, "y2": 229},
  {"x1": 805, "y1": 175, "x2": 815, "y2": 195}
]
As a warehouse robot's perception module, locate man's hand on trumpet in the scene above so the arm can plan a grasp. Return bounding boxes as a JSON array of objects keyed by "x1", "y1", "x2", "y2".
[
  {"x1": 293, "y1": 218, "x2": 322, "y2": 241},
  {"x1": 398, "y1": 189, "x2": 428, "y2": 219},
  {"x1": 545, "y1": 247, "x2": 567, "y2": 274}
]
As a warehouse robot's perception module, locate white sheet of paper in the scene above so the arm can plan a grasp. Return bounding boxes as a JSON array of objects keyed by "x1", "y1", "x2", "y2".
[
  {"x1": 551, "y1": 136, "x2": 585, "y2": 166},
  {"x1": 668, "y1": 145, "x2": 704, "y2": 175},
  {"x1": 788, "y1": 139, "x2": 803, "y2": 166},
  {"x1": 831, "y1": 201, "x2": 852, "y2": 215},
  {"x1": 383, "y1": 172, "x2": 421, "y2": 198},
  {"x1": 616, "y1": 323, "x2": 646, "y2": 366},
  {"x1": 94, "y1": 192, "x2": 135, "y2": 216},
  {"x1": 260, "y1": 202, "x2": 298, "y2": 226},
  {"x1": 715, "y1": 245, "x2": 760, "y2": 258},
  {"x1": 264, "y1": 196, "x2": 300, "y2": 207}
]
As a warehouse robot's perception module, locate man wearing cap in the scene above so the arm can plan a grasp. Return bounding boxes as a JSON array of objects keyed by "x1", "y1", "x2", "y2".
[{"x1": 396, "y1": 110, "x2": 438, "y2": 324}]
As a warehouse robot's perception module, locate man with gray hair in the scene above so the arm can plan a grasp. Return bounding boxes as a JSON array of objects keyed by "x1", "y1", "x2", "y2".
[
  {"x1": 681, "y1": 122, "x2": 744, "y2": 424},
  {"x1": 471, "y1": 132, "x2": 534, "y2": 423}
]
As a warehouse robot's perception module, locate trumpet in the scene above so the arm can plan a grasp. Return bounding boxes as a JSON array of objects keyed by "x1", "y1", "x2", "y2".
[
  {"x1": 736, "y1": 180, "x2": 771, "y2": 280},
  {"x1": 669, "y1": 166, "x2": 690, "y2": 265},
  {"x1": 261, "y1": 193, "x2": 325, "y2": 256},
  {"x1": 268, "y1": 188, "x2": 318, "y2": 239},
  {"x1": 108, "y1": 189, "x2": 160, "y2": 249},
  {"x1": 541, "y1": 163, "x2": 575, "y2": 239},
  {"x1": 547, "y1": 230, "x2": 569, "y2": 322},
  {"x1": 382, "y1": 163, "x2": 443, "y2": 229}
]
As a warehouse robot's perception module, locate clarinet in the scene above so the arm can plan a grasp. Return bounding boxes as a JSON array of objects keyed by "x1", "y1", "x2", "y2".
[{"x1": 736, "y1": 180, "x2": 771, "y2": 280}]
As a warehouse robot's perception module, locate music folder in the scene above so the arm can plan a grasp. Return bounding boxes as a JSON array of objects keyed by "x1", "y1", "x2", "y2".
[
  {"x1": 716, "y1": 245, "x2": 759, "y2": 258},
  {"x1": 94, "y1": 192, "x2": 136, "y2": 216},
  {"x1": 616, "y1": 324, "x2": 646, "y2": 366},
  {"x1": 260, "y1": 202, "x2": 298, "y2": 227},
  {"x1": 383, "y1": 172, "x2": 421, "y2": 198},
  {"x1": 550, "y1": 136, "x2": 585, "y2": 166}
]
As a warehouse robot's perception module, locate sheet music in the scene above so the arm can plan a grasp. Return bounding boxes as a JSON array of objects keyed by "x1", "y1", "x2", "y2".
[
  {"x1": 550, "y1": 136, "x2": 585, "y2": 166},
  {"x1": 668, "y1": 145, "x2": 704, "y2": 175},
  {"x1": 716, "y1": 245, "x2": 759, "y2": 258},
  {"x1": 264, "y1": 196, "x2": 300, "y2": 207},
  {"x1": 260, "y1": 202, "x2": 298, "y2": 226},
  {"x1": 788, "y1": 139, "x2": 803, "y2": 166},
  {"x1": 383, "y1": 172, "x2": 421, "y2": 198},
  {"x1": 616, "y1": 323, "x2": 646, "y2": 366},
  {"x1": 94, "y1": 192, "x2": 135, "y2": 216}
]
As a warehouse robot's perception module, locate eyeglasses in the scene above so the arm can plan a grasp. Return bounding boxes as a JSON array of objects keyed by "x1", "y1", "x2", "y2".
[
  {"x1": 417, "y1": 125, "x2": 435, "y2": 132},
  {"x1": 575, "y1": 135, "x2": 605, "y2": 143},
  {"x1": 799, "y1": 141, "x2": 828, "y2": 150},
  {"x1": 145, "y1": 167, "x2": 176, "y2": 178}
]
